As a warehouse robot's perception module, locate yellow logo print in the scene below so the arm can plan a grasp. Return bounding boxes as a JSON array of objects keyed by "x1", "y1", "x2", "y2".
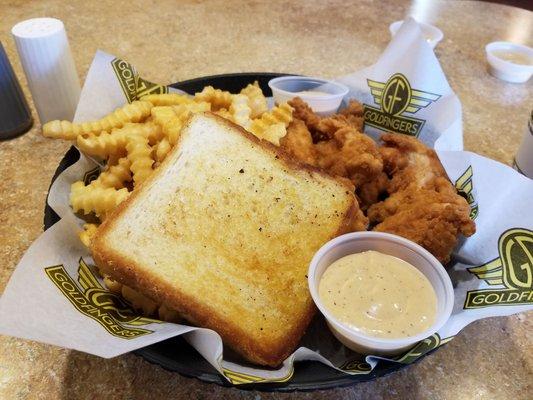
[
  {"x1": 83, "y1": 166, "x2": 101, "y2": 185},
  {"x1": 221, "y1": 367, "x2": 294, "y2": 385},
  {"x1": 45, "y1": 258, "x2": 160, "y2": 339},
  {"x1": 381, "y1": 74, "x2": 412, "y2": 115},
  {"x1": 394, "y1": 334, "x2": 453, "y2": 363},
  {"x1": 339, "y1": 360, "x2": 372, "y2": 373},
  {"x1": 455, "y1": 165, "x2": 478, "y2": 220},
  {"x1": 111, "y1": 58, "x2": 168, "y2": 103},
  {"x1": 364, "y1": 73, "x2": 441, "y2": 137},
  {"x1": 465, "y1": 228, "x2": 533, "y2": 308}
]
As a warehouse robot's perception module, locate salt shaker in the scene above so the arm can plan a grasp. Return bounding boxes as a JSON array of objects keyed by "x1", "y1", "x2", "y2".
[
  {"x1": 11, "y1": 18, "x2": 81, "y2": 124},
  {"x1": 0, "y1": 42, "x2": 33, "y2": 139}
]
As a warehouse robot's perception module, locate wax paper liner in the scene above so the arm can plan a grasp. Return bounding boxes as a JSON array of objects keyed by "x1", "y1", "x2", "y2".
[{"x1": 1, "y1": 21, "x2": 532, "y2": 385}]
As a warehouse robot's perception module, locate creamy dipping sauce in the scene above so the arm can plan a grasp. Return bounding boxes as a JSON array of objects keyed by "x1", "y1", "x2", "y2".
[
  {"x1": 295, "y1": 90, "x2": 331, "y2": 97},
  {"x1": 492, "y1": 50, "x2": 532, "y2": 66},
  {"x1": 318, "y1": 251, "x2": 437, "y2": 339}
]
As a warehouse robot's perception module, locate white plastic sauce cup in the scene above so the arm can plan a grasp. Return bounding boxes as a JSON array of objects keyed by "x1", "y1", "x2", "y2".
[
  {"x1": 389, "y1": 20, "x2": 443, "y2": 49},
  {"x1": 308, "y1": 232, "x2": 454, "y2": 356},
  {"x1": 485, "y1": 41, "x2": 533, "y2": 83},
  {"x1": 268, "y1": 76, "x2": 349, "y2": 115}
]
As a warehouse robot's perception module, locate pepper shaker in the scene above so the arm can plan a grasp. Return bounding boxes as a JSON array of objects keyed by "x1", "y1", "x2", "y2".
[{"x1": 0, "y1": 42, "x2": 33, "y2": 139}]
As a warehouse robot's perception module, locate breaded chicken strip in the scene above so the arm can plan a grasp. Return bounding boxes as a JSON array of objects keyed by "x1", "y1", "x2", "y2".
[
  {"x1": 373, "y1": 200, "x2": 473, "y2": 264},
  {"x1": 283, "y1": 98, "x2": 386, "y2": 209},
  {"x1": 370, "y1": 134, "x2": 476, "y2": 263},
  {"x1": 357, "y1": 171, "x2": 389, "y2": 210},
  {"x1": 280, "y1": 119, "x2": 317, "y2": 166},
  {"x1": 288, "y1": 97, "x2": 322, "y2": 139},
  {"x1": 280, "y1": 119, "x2": 369, "y2": 231},
  {"x1": 288, "y1": 97, "x2": 365, "y2": 141},
  {"x1": 379, "y1": 133, "x2": 449, "y2": 192},
  {"x1": 315, "y1": 125, "x2": 383, "y2": 188},
  {"x1": 339, "y1": 99, "x2": 364, "y2": 132}
]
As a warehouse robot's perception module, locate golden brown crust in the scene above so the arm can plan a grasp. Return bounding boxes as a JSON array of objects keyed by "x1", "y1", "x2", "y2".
[
  {"x1": 208, "y1": 112, "x2": 357, "y2": 195},
  {"x1": 91, "y1": 112, "x2": 357, "y2": 367},
  {"x1": 279, "y1": 103, "x2": 384, "y2": 210},
  {"x1": 369, "y1": 133, "x2": 476, "y2": 264},
  {"x1": 92, "y1": 237, "x2": 316, "y2": 366}
]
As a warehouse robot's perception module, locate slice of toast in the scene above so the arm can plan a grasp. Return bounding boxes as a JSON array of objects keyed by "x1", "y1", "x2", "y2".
[{"x1": 91, "y1": 113, "x2": 359, "y2": 367}]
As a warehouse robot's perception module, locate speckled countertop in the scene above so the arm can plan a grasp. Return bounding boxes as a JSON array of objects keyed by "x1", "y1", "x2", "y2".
[{"x1": 0, "y1": 0, "x2": 531, "y2": 399}]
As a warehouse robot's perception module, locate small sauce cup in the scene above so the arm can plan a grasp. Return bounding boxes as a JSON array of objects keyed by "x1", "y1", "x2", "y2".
[
  {"x1": 268, "y1": 76, "x2": 349, "y2": 115},
  {"x1": 308, "y1": 232, "x2": 454, "y2": 356},
  {"x1": 389, "y1": 20, "x2": 443, "y2": 49},
  {"x1": 485, "y1": 41, "x2": 533, "y2": 83}
]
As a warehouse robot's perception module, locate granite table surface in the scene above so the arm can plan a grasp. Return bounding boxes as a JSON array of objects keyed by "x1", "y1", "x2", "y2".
[{"x1": 0, "y1": 0, "x2": 531, "y2": 399}]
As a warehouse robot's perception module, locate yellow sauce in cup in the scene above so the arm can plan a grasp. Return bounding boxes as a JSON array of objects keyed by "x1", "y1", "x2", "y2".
[
  {"x1": 318, "y1": 251, "x2": 437, "y2": 339},
  {"x1": 492, "y1": 50, "x2": 532, "y2": 66}
]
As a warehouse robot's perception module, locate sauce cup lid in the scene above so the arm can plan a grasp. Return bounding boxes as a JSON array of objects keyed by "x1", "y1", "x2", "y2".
[{"x1": 308, "y1": 231, "x2": 455, "y2": 352}]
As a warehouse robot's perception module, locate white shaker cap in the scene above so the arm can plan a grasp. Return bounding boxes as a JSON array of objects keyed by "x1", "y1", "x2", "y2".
[{"x1": 12, "y1": 18, "x2": 81, "y2": 123}]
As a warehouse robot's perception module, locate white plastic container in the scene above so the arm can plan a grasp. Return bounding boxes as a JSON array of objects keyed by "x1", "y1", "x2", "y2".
[
  {"x1": 268, "y1": 76, "x2": 348, "y2": 115},
  {"x1": 485, "y1": 41, "x2": 533, "y2": 83},
  {"x1": 12, "y1": 18, "x2": 81, "y2": 123},
  {"x1": 389, "y1": 20, "x2": 443, "y2": 49},
  {"x1": 308, "y1": 232, "x2": 454, "y2": 356}
]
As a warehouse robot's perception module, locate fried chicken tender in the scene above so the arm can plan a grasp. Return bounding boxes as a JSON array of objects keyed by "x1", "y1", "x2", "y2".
[
  {"x1": 288, "y1": 97, "x2": 323, "y2": 140},
  {"x1": 357, "y1": 171, "x2": 389, "y2": 210},
  {"x1": 373, "y1": 200, "x2": 472, "y2": 264},
  {"x1": 369, "y1": 184, "x2": 474, "y2": 231},
  {"x1": 339, "y1": 99, "x2": 364, "y2": 132},
  {"x1": 282, "y1": 116, "x2": 385, "y2": 206},
  {"x1": 280, "y1": 119, "x2": 317, "y2": 165},
  {"x1": 283, "y1": 100, "x2": 475, "y2": 263},
  {"x1": 288, "y1": 97, "x2": 365, "y2": 138},
  {"x1": 379, "y1": 133, "x2": 449, "y2": 193},
  {"x1": 280, "y1": 119, "x2": 368, "y2": 231},
  {"x1": 369, "y1": 134, "x2": 476, "y2": 263},
  {"x1": 282, "y1": 98, "x2": 385, "y2": 210},
  {"x1": 314, "y1": 125, "x2": 383, "y2": 188},
  {"x1": 346, "y1": 199, "x2": 370, "y2": 232}
]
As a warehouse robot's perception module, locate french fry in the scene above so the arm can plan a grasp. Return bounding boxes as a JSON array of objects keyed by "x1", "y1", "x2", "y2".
[
  {"x1": 43, "y1": 100, "x2": 153, "y2": 140},
  {"x1": 154, "y1": 138, "x2": 172, "y2": 163},
  {"x1": 126, "y1": 135, "x2": 154, "y2": 185},
  {"x1": 103, "y1": 276, "x2": 123, "y2": 294},
  {"x1": 249, "y1": 102, "x2": 293, "y2": 145},
  {"x1": 76, "y1": 123, "x2": 162, "y2": 158},
  {"x1": 152, "y1": 102, "x2": 211, "y2": 145},
  {"x1": 78, "y1": 223, "x2": 99, "y2": 248},
  {"x1": 91, "y1": 157, "x2": 132, "y2": 189},
  {"x1": 194, "y1": 86, "x2": 233, "y2": 111},
  {"x1": 140, "y1": 93, "x2": 193, "y2": 106},
  {"x1": 229, "y1": 94, "x2": 252, "y2": 129},
  {"x1": 240, "y1": 81, "x2": 268, "y2": 118},
  {"x1": 121, "y1": 285, "x2": 158, "y2": 315},
  {"x1": 70, "y1": 181, "x2": 130, "y2": 217}
]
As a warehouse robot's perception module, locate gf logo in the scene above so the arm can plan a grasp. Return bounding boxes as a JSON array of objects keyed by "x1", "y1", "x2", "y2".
[
  {"x1": 382, "y1": 74, "x2": 412, "y2": 116},
  {"x1": 464, "y1": 228, "x2": 533, "y2": 308},
  {"x1": 363, "y1": 73, "x2": 441, "y2": 137}
]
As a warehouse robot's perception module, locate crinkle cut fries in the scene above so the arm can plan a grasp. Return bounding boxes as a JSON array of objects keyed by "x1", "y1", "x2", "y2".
[{"x1": 42, "y1": 82, "x2": 293, "y2": 320}]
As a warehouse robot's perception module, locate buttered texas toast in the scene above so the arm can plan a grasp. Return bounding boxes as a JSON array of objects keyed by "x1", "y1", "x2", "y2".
[{"x1": 91, "y1": 113, "x2": 359, "y2": 367}]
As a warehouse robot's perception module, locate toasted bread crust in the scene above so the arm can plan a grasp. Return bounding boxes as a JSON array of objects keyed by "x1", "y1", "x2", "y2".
[
  {"x1": 91, "y1": 112, "x2": 359, "y2": 367},
  {"x1": 209, "y1": 112, "x2": 358, "y2": 195},
  {"x1": 92, "y1": 239, "x2": 316, "y2": 366}
]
